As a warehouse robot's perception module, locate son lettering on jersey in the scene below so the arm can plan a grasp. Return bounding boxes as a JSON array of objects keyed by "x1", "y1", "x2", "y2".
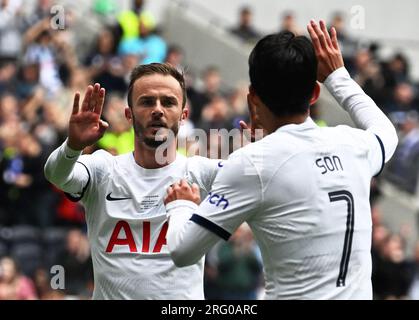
[
  {"x1": 315, "y1": 155, "x2": 343, "y2": 174},
  {"x1": 105, "y1": 220, "x2": 168, "y2": 253}
]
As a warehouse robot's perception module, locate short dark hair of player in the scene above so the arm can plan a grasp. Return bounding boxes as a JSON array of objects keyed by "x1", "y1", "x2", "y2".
[
  {"x1": 127, "y1": 62, "x2": 187, "y2": 109},
  {"x1": 248, "y1": 31, "x2": 318, "y2": 117}
]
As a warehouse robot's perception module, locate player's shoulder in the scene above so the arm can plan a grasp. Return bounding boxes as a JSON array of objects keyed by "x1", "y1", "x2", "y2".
[
  {"x1": 221, "y1": 143, "x2": 262, "y2": 175},
  {"x1": 83, "y1": 149, "x2": 132, "y2": 171},
  {"x1": 186, "y1": 154, "x2": 220, "y2": 168},
  {"x1": 78, "y1": 148, "x2": 112, "y2": 165},
  {"x1": 324, "y1": 125, "x2": 377, "y2": 149},
  {"x1": 90, "y1": 148, "x2": 113, "y2": 157}
]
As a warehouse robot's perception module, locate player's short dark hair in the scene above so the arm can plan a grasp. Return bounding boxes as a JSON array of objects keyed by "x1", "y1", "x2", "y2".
[
  {"x1": 127, "y1": 63, "x2": 186, "y2": 108},
  {"x1": 248, "y1": 31, "x2": 317, "y2": 117},
  {"x1": 240, "y1": 6, "x2": 252, "y2": 15}
]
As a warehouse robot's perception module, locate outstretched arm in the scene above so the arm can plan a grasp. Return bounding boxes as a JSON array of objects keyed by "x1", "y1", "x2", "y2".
[
  {"x1": 307, "y1": 19, "x2": 398, "y2": 162},
  {"x1": 164, "y1": 179, "x2": 221, "y2": 266},
  {"x1": 44, "y1": 83, "x2": 108, "y2": 194},
  {"x1": 164, "y1": 152, "x2": 261, "y2": 267}
]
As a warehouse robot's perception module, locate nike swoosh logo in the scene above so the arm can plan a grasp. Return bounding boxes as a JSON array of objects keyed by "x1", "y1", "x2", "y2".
[{"x1": 106, "y1": 193, "x2": 131, "y2": 201}]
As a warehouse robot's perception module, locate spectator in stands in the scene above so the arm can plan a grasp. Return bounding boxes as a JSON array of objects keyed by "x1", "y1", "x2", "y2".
[
  {"x1": 372, "y1": 224, "x2": 390, "y2": 255},
  {"x1": 13, "y1": 132, "x2": 53, "y2": 228},
  {"x1": 382, "y1": 53, "x2": 410, "y2": 88},
  {"x1": 371, "y1": 208, "x2": 391, "y2": 283},
  {"x1": 279, "y1": 11, "x2": 303, "y2": 36},
  {"x1": 328, "y1": 12, "x2": 358, "y2": 68},
  {"x1": 14, "y1": 60, "x2": 39, "y2": 101},
  {"x1": 32, "y1": 266, "x2": 67, "y2": 300},
  {"x1": 23, "y1": 0, "x2": 52, "y2": 29},
  {"x1": 0, "y1": 62, "x2": 18, "y2": 96},
  {"x1": 0, "y1": 0, "x2": 23, "y2": 62},
  {"x1": 0, "y1": 257, "x2": 37, "y2": 299},
  {"x1": 98, "y1": 95, "x2": 134, "y2": 155},
  {"x1": 385, "y1": 110, "x2": 419, "y2": 194},
  {"x1": 204, "y1": 223, "x2": 263, "y2": 300},
  {"x1": 199, "y1": 96, "x2": 234, "y2": 132},
  {"x1": 45, "y1": 68, "x2": 92, "y2": 142},
  {"x1": 120, "y1": 49, "x2": 141, "y2": 87},
  {"x1": 385, "y1": 82, "x2": 419, "y2": 114},
  {"x1": 33, "y1": 267, "x2": 53, "y2": 299},
  {"x1": 93, "y1": 0, "x2": 118, "y2": 18},
  {"x1": 56, "y1": 229, "x2": 93, "y2": 298},
  {"x1": 118, "y1": 11, "x2": 167, "y2": 65},
  {"x1": 85, "y1": 28, "x2": 126, "y2": 95},
  {"x1": 188, "y1": 66, "x2": 229, "y2": 125},
  {"x1": 372, "y1": 233, "x2": 415, "y2": 299},
  {"x1": 164, "y1": 45, "x2": 185, "y2": 70},
  {"x1": 230, "y1": 6, "x2": 261, "y2": 44},
  {"x1": 23, "y1": 19, "x2": 64, "y2": 98},
  {"x1": 116, "y1": 0, "x2": 145, "y2": 42},
  {"x1": 0, "y1": 99, "x2": 24, "y2": 225},
  {"x1": 351, "y1": 49, "x2": 385, "y2": 105}
]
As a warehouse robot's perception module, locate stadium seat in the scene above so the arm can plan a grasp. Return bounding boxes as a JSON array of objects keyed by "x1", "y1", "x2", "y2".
[
  {"x1": 0, "y1": 226, "x2": 13, "y2": 244},
  {"x1": 42, "y1": 227, "x2": 68, "y2": 268},
  {"x1": 10, "y1": 242, "x2": 44, "y2": 277},
  {"x1": 0, "y1": 241, "x2": 8, "y2": 258},
  {"x1": 0, "y1": 226, "x2": 12, "y2": 258},
  {"x1": 10, "y1": 225, "x2": 42, "y2": 245}
]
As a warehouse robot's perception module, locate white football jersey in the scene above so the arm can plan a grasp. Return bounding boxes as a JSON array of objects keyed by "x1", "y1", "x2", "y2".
[
  {"x1": 174, "y1": 117, "x2": 383, "y2": 299},
  {"x1": 62, "y1": 150, "x2": 219, "y2": 299},
  {"x1": 165, "y1": 67, "x2": 398, "y2": 300}
]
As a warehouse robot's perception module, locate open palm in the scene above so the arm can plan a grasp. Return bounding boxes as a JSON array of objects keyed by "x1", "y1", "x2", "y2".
[
  {"x1": 307, "y1": 19, "x2": 344, "y2": 82},
  {"x1": 68, "y1": 83, "x2": 109, "y2": 150}
]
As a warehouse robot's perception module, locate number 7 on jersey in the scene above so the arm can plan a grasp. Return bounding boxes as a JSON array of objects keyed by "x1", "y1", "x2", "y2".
[{"x1": 328, "y1": 190, "x2": 355, "y2": 287}]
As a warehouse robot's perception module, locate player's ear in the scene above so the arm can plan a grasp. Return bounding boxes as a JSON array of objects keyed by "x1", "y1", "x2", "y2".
[
  {"x1": 247, "y1": 86, "x2": 258, "y2": 113},
  {"x1": 309, "y1": 82, "x2": 321, "y2": 106},
  {"x1": 125, "y1": 107, "x2": 133, "y2": 124},
  {"x1": 180, "y1": 104, "x2": 188, "y2": 125}
]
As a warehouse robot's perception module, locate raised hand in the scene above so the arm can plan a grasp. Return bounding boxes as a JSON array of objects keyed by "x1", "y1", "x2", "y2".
[
  {"x1": 68, "y1": 83, "x2": 109, "y2": 151},
  {"x1": 164, "y1": 179, "x2": 201, "y2": 205},
  {"x1": 307, "y1": 19, "x2": 344, "y2": 82}
]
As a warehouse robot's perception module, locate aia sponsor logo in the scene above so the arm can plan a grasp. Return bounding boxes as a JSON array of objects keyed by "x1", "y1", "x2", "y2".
[{"x1": 105, "y1": 220, "x2": 168, "y2": 253}]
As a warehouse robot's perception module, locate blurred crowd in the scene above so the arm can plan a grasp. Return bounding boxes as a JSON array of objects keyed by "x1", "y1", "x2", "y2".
[{"x1": 0, "y1": 0, "x2": 418, "y2": 299}]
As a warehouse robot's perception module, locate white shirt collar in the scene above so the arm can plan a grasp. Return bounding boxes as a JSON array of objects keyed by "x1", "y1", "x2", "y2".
[{"x1": 275, "y1": 116, "x2": 318, "y2": 133}]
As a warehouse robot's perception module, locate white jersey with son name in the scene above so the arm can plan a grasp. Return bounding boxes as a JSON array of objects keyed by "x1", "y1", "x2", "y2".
[
  {"x1": 45, "y1": 146, "x2": 219, "y2": 299},
  {"x1": 184, "y1": 118, "x2": 381, "y2": 299},
  {"x1": 165, "y1": 67, "x2": 398, "y2": 299}
]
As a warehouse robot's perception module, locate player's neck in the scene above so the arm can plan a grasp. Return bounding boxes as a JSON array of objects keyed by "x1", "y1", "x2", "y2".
[
  {"x1": 133, "y1": 139, "x2": 177, "y2": 169},
  {"x1": 266, "y1": 113, "x2": 309, "y2": 134}
]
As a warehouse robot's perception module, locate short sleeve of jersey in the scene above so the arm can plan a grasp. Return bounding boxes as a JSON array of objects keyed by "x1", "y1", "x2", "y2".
[{"x1": 192, "y1": 149, "x2": 263, "y2": 238}]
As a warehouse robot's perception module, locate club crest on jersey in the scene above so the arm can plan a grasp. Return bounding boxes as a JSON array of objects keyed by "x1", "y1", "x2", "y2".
[{"x1": 206, "y1": 192, "x2": 229, "y2": 210}]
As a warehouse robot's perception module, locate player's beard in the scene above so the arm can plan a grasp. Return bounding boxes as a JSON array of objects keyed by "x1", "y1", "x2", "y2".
[{"x1": 132, "y1": 114, "x2": 179, "y2": 149}]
